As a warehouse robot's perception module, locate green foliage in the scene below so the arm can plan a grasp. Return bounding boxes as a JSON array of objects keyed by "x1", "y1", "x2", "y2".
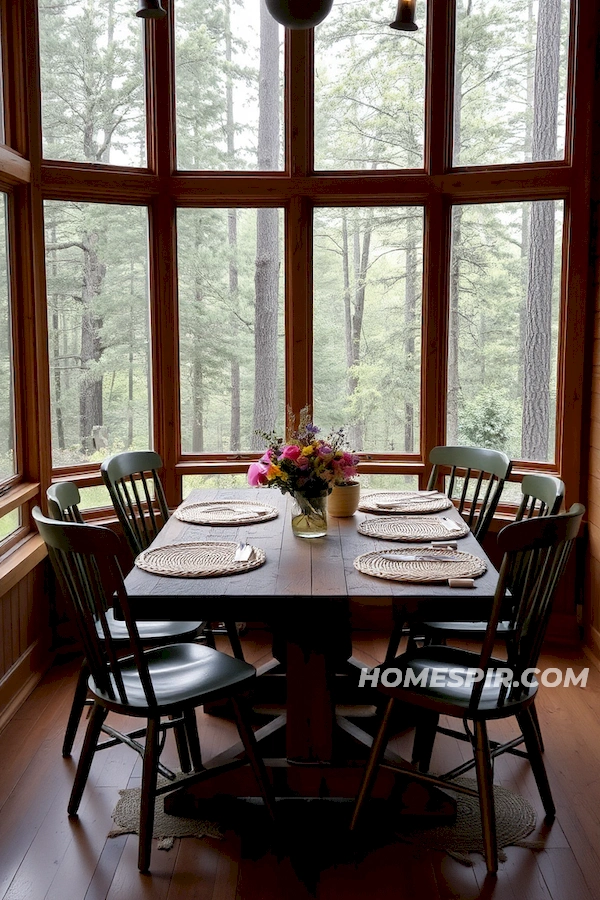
[{"x1": 459, "y1": 389, "x2": 517, "y2": 452}]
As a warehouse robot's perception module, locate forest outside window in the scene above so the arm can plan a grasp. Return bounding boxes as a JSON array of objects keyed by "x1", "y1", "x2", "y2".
[
  {"x1": 313, "y1": 206, "x2": 424, "y2": 453},
  {"x1": 453, "y1": 0, "x2": 571, "y2": 167},
  {"x1": 314, "y1": 0, "x2": 427, "y2": 171},
  {"x1": 448, "y1": 200, "x2": 563, "y2": 464},
  {"x1": 0, "y1": 194, "x2": 14, "y2": 486},
  {"x1": 0, "y1": 193, "x2": 20, "y2": 544},
  {"x1": 178, "y1": 208, "x2": 284, "y2": 453},
  {"x1": 25, "y1": 0, "x2": 590, "y2": 507},
  {"x1": 37, "y1": 0, "x2": 146, "y2": 166},
  {"x1": 174, "y1": 0, "x2": 284, "y2": 171},
  {"x1": 44, "y1": 201, "x2": 151, "y2": 469}
]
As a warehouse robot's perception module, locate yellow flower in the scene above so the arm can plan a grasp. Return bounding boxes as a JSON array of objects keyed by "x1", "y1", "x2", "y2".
[{"x1": 301, "y1": 445, "x2": 314, "y2": 457}]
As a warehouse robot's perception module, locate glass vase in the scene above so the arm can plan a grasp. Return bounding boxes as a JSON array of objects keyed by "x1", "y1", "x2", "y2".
[{"x1": 290, "y1": 490, "x2": 328, "y2": 538}]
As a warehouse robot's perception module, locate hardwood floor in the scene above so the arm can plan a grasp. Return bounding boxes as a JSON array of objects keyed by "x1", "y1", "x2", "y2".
[{"x1": 1, "y1": 632, "x2": 599, "y2": 900}]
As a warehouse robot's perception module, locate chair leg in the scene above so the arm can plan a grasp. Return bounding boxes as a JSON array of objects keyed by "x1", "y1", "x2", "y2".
[
  {"x1": 63, "y1": 659, "x2": 91, "y2": 757},
  {"x1": 473, "y1": 719, "x2": 498, "y2": 875},
  {"x1": 529, "y1": 702, "x2": 545, "y2": 753},
  {"x1": 411, "y1": 711, "x2": 439, "y2": 772},
  {"x1": 384, "y1": 619, "x2": 404, "y2": 663},
  {"x1": 183, "y1": 708, "x2": 204, "y2": 771},
  {"x1": 203, "y1": 626, "x2": 216, "y2": 650},
  {"x1": 517, "y1": 707, "x2": 555, "y2": 819},
  {"x1": 171, "y1": 714, "x2": 191, "y2": 773},
  {"x1": 224, "y1": 620, "x2": 245, "y2": 660},
  {"x1": 138, "y1": 717, "x2": 160, "y2": 874},
  {"x1": 68, "y1": 702, "x2": 107, "y2": 816},
  {"x1": 231, "y1": 696, "x2": 276, "y2": 820},
  {"x1": 350, "y1": 697, "x2": 396, "y2": 831}
]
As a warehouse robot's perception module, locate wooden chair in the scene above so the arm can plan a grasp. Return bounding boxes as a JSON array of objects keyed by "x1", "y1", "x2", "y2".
[
  {"x1": 426, "y1": 445, "x2": 512, "y2": 543},
  {"x1": 417, "y1": 473, "x2": 565, "y2": 645},
  {"x1": 47, "y1": 481, "x2": 206, "y2": 758},
  {"x1": 350, "y1": 504, "x2": 584, "y2": 874},
  {"x1": 33, "y1": 507, "x2": 276, "y2": 873},
  {"x1": 100, "y1": 451, "x2": 244, "y2": 659}
]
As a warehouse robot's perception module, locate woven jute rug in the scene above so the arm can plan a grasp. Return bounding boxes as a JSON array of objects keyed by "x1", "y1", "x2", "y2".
[
  {"x1": 108, "y1": 778, "x2": 223, "y2": 850},
  {"x1": 109, "y1": 775, "x2": 537, "y2": 864},
  {"x1": 397, "y1": 777, "x2": 538, "y2": 865}
]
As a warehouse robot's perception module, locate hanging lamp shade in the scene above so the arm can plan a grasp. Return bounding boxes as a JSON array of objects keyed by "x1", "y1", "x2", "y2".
[
  {"x1": 390, "y1": 0, "x2": 418, "y2": 31},
  {"x1": 136, "y1": 0, "x2": 167, "y2": 18},
  {"x1": 264, "y1": 0, "x2": 334, "y2": 29}
]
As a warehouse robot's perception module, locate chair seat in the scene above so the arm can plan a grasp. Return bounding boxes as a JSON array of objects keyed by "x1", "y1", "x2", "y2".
[
  {"x1": 421, "y1": 620, "x2": 512, "y2": 635},
  {"x1": 100, "y1": 608, "x2": 203, "y2": 643},
  {"x1": 380, "y1": 645, "x2": 537, "y2": 719},
  {"x1": 90, "y1": 643, "x2": 257, "y2": 713}
]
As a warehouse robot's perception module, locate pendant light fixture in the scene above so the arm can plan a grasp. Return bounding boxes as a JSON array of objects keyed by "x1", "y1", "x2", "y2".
[
  {"x1": 389, "y1": 0, "x2": 418, "y2": 31},
  {"x1": 264, "y1": 0, "x2": 334, "y2": 29},
  {"x1": 136, "y1": 0, "x2": 167, "y2": 19}
]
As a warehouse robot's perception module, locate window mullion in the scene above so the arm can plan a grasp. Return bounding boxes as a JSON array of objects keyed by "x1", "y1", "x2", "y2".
[
  {"x1": 286, "y1": 29, "x2": 313, "y2": 429},
  {"x1": 425, "y1": 0, "x2": 454, "y2": 177}
]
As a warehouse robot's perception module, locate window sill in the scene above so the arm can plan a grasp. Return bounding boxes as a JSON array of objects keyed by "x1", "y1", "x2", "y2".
[
  {"x1": 0, "y1": 533, "x2": 46, "y2": 599},
  {"x1": 0, "y1": 482, "x2": 39, "y2": 518}
]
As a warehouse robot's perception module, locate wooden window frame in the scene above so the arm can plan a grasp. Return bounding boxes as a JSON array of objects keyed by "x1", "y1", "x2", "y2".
[{"x1": 0, "y1": 0, "x2": 593, "y2": 530}]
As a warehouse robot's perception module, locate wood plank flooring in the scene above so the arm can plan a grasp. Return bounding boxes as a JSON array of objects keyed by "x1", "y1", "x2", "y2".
[{"x1": 0, "y1": 632, "x2": 599, "y2": 900}]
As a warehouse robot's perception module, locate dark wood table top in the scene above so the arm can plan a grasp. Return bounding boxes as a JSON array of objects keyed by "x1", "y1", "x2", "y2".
[
  {"x1": 124, "y1": 488, "x2": 500, "y2": 621},
  {"x1": 124, "y1": 488, "x2": 500, "y2": 780}
]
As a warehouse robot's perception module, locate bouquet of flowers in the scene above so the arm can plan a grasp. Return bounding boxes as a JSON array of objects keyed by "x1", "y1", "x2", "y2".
[{"x1": 248, "y1": 415, "x2": 359, "y2": 499}]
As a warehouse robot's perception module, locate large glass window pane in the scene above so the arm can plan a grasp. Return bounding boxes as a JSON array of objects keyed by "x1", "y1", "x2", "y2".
[
  {"x1": 313, "y1": 206, "x2": 424, "y2": 453},
  {"x1": 454, "y1": 0, "x2": 571, "y2": 167},
  {"x1": 45, "y1": 201, "x2": 151, "y2": 467},
  {"x1": 178, "y1": 208, "x2": 284, "y2": 452},
  {"x1": 0, "y1": 26, "x2": 5, "y2": 146},
  {"x1": 0, "y1": 510, "x2": 20, "y2": 544},
  {"x1": 314, "y1": 1, "x2": 426, "y2": 171},
  {"x1": 38, "y1": 1, "x2": 146, "y2": 166},
  {"x1": 175, "y1": 0, "x2": 283, "y2": 171},
  {"x1": 0, "y1": 195, "x2": 15, "y2": 482},
  {"x1": 448, "y1": 200, "x2": 564, "y2": 462}
]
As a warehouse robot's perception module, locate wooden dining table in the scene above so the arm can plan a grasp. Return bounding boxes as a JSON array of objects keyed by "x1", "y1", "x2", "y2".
[{"x1": 124, "y1": 488, "x2": 500, "y2": 812}]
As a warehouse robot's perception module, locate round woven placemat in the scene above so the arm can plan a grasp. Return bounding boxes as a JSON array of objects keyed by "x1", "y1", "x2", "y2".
[
  {"x1": 357, "y1": 515, "x2": 468, "y2": 542},
  {"x1": 358, "y1": 491, "x2": 452, "y2": 515},
  {"x1": 354, "y1": 547, "x2": 486, "y2": 583},
  {"x1": 135, "y1": 541, "x2": 265, "y2": 578},
  {"x1": 174, "y1": 500, "x2": 278, "y2": 526}
]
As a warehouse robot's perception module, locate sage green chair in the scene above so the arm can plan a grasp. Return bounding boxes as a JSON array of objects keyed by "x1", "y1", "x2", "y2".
[
  {"x1": 351, "y1": 504, "x2": 584, "y2": 875},
  {"x1": 420, "y1": 473, "x2": 565, "y2": 643},
  {"x1": 426, "y1": 445, "x2": 512, "y2": 543},
  {"x1": 383, "y1": 445, "x2": 512, "y2": 664},
  {"x1": 100, "y1": 451, "x2": 244, "y2": 660},
  {"x1": 47, "y1": 481, "x2": 204, "y2": 758}
]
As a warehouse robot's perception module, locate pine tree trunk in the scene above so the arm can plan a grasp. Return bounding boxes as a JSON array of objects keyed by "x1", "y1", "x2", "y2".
[
  {"x1": 404, "y1": 225, "x2": 417, "y2": 452},
  {"x1": 192, "y1": 356, "x2": 204, "y2": 452},
  {"x1": 447, "y1": 0, "x2": 469, "y2": 442},
  {"x1": 79, "y1": 234, "x2": 105, "y2": 451},
  {"x1": 252, "y1": 2, "x2": 280, "y2": 448},
  {"x1": 225, "y1": 0, "x2": 241, "y2": 451},
  {"x1": 521, "y1": 0, "x2": 561, "y2": 460}
]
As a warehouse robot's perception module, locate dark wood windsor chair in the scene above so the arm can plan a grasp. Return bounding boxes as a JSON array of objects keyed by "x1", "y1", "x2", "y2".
[
  {"x1": 34, "y1": 507, "x2": 276, "y2": 873},
  {"x1": 351, "y1": 503, "x2": 584, "y2": 875},
  {"x1": 47, "y1": 481, "x2": 205, "y2": 758}
]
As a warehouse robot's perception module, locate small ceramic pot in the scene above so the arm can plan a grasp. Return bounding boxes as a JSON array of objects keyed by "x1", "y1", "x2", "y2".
[{"x1": 328, "y1": 481, "x2": 360, "y2": 517}]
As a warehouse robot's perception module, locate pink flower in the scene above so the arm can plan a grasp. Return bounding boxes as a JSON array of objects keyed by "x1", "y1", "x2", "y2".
[
  {"x1": 247, "y1": 461, "x2": 269, "y2": 486},
  {"x1": 280, "y1": 444, "x2": 302, "y2": 461}
]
